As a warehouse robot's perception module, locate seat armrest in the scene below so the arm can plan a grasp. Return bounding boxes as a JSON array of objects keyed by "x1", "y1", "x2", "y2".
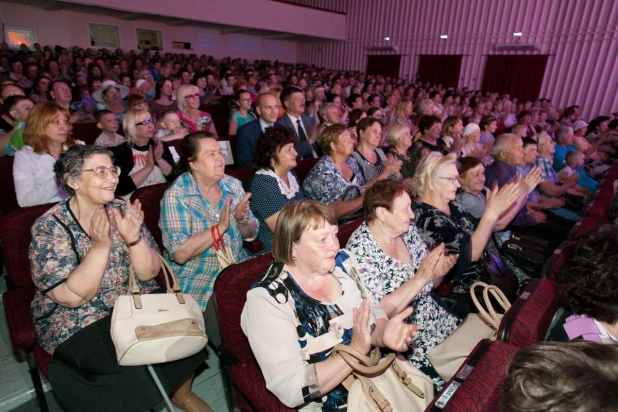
[{"x1": 3, "y1": 289, "x2": 37, "y2": 350}]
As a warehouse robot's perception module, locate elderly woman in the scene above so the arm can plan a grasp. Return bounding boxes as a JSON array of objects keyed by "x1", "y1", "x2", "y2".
[
  {"x1": 109, "y1": 109, "x2": 175, "y2": 198},
  {"x1": 411, "y1": 153, "x2": 520, "y2": 316},
  {"x1": 249, "y1": 127, "x2": 304, "y2": 253},
  {"x1": 385, "y1": 123, "x2": 415, "y2": 179},
  {"x1": 303, "y1": 124, "x2": 397, "y2": 219},
  {"x1": 28, "y1": 75, "x2": 51, "y2": 104},
  {"x1": 353, "y1": 117, "x2": 402, "y2": 182},
  {"x1": 160, "y1": 132, "x2": 257, "y2": 310},
  {"x1": 93, "y1": 80, "x2": 129, "y2": 124},
  {"x1": 176, "y1": 84, "x2": 218, "y2": 136},
  {"x1": 347, "y1": 181, "x2": 459, "y2": 390},
  {"x1": 460, "y1": 122, "x2": 485, "y2": 158},
  {"x1": 13, "y1": 103, "x2": 78, "y2": 207},
  {"x1": 30, "y1": 144, "x2": 210, "y2": 412},
  {"x1": 241, "y1": 200, "x2": 420, "y2": 409},
  {"x1": 48, "y1": 80, "x2": 93, "y2": 122},
  {"x1": 546, "y1": 228, "x2": 618, "y2": 343}
]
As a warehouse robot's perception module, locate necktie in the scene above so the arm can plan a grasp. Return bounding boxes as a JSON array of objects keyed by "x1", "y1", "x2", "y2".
[{"x1": 297, "y1": 119, "x2": 307, "y2": 142}]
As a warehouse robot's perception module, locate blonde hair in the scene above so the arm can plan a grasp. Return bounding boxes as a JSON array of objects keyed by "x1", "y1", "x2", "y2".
[
  {"x1": 318, "y1": 124, "x2": 348, "y2": 155},
  {"x1": 123, "y1": 109, "x2": 151, "y2": 145},
  {"x1": 394, "y1": 98, "x2": 412, "y2": 119},
  {"x1": 386, "y1": 123, "x2": 410, "y2": 147},
  {"x1": 176, "y1": 84, "x2": 200, "y2": 113},
  {"x1": 412, "y1": 152, "x2": 458, "y2": 197}
]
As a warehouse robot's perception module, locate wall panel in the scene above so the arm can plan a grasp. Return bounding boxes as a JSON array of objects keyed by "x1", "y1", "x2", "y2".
[{"x1": 298, "y1": 0, "x2": 618, "y2": 118}]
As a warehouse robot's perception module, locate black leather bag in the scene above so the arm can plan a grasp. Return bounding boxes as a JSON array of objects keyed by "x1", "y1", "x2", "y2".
[
  {"x1": 479, "y1": 249, "x2": 519, "y2": 303},
  {"x1": 501, "y1": 233, "x2": 551, "y2": 277}
]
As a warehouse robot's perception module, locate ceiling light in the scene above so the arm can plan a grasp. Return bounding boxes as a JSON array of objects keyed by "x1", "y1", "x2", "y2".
[
  {"x1": 383, "y1": 36, "x2": 390, "y2": 41},
  {"x1": 440, "y1": 35, "x2": 448, "y2": 39},
  {"x1": 513, "y1": 32, "x2": 523, "y2": 37}
]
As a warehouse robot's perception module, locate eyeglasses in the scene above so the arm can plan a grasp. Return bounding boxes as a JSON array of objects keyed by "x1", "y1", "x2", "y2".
[
  {"x1": 184, "y1": 94, "x2": 200, "y2": 100},
  {"x1": 240, "y1": 99, "x2": 252, "y2": 103},
  {"x1": 438, "y1": 176, "x2": 460, "y2": 184},
  {"x1": 83, "y1": 166, "x2": 121, "y2": 179},
  {"x1": 135, "y1": 118, "x2": 155, "y2": 126},
  {"x1": 54, "y1": 87, "x2": 70, "y2": 93}
]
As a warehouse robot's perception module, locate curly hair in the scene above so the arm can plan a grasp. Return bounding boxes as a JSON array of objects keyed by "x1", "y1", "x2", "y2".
[
  {"x1": 253, "y1": 126, "x2": 295, "y2": 171},
  {"x1": 418, "y1": 114, "x2": 441, "y2": 134},
  {"x1": 54, "y1": 145, "x2": 114, "y2": 196},
  {"x1": 555, "y1": 227, "x2": 618, "y2": 323}
]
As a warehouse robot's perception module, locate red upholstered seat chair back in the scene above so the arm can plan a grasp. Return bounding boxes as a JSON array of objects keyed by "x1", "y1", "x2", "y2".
[
  {"x1": 130, "y1": 182, "x2": 171, "y2": 253},
  {"x1": 498, "y1": 279, "x2": 559, "y2": 348},
  {"x1": 295, "y1": 158, "x2": 319, "y2": 185},
  {"x1": 569, "y1": 217, "x2": 605, "y2": 240},
  {"x1": 214, "y1": 254, "x2": 295, "y2": 412},
  {"x1": 337, "y1": 217, "x2": 364, "y2": 247},
  {"x1": 227, "y1": 168, "x2": 253, "y2": 192},
  {"x1": 426, "y1": 339, "x2": 519, "y2": 411},
  {"x1": 71, "y1": 122, "x2": 103, "y2": 145},
  {"x1": 2, "y1": 203, "x2": 57, "y2": 290},
  {"x1": 585, "y1": 200, "x2": 609, "y2": 220},
  {"x1": 0, "y1": 156, "x2": 19, "y2": 216}
]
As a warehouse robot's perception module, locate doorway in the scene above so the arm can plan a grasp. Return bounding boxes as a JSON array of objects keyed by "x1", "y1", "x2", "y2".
[
  {"x1": 366, "y1": 55, "x2": 402, "y2": 78},
  {"x1": 417, "y1": 55, "x2": 463, "y2": 88},
  {"x1": 481, "y1": 55, "x2": 549, "y2": 101}
]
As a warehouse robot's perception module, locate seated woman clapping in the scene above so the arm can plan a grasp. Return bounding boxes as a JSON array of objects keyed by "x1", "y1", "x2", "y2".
[
  {"x1": 160, "y1": 132, "x2": 257, "y2": 310},
  {"x1": 411, "y1": 152, "x2": 520, "y2": 317},
  {"x1": 249, "y1": 127, "x2": 304, "y2": 253},
  {"x1": 242, "y1": 200, "x2": 420, "y2": 409},
  {"x1": 30, "y1": 145, "x2": 210, "y2": 412},
  {"x1": 346, "y1": 180, "x2": 459, "y2": 390}
]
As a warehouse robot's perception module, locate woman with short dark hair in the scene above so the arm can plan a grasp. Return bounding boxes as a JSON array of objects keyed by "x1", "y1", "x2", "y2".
[{"x1": 249, "y1": 126, "x2": 304, "y2": 253}]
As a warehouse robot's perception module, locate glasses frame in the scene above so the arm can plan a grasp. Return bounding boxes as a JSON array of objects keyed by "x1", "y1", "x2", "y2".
[
  {"x1": 135, "y1": 118, "x2": 155, "y2": 126},
  {"x1": 83, "y1": 166, "x2": 121, "y2": 179},
  {"x1": 438, "y1": 176, "x2": 461, "y2": 184}
]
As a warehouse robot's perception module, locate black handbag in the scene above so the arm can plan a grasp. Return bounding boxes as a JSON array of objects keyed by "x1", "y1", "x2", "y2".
[
  {"x1": 501, "y1": 233, "x2": 551, "y2": 277},
  {"x1": 480, "y1": 249, "x2": 519, "y2": 303}
]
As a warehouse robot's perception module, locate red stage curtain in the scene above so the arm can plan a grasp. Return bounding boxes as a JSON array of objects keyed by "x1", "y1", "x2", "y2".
[
  {"x1": 418, "y1": 55, "x2": 463, "y2": 89},
  {"x1": 481, "y1": 55, "x2": 549, "y2": 101}
]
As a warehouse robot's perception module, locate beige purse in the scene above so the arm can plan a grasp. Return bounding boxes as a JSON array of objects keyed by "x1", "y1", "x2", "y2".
[
  {"x1": 110, "y1": 255, "x2": 208, "y2": 366},
  {"x1": 428, "y1": 282, "x2": 510, "y2": 382},
  {"x1": 211, "y1": 225, "x2": 237, "y2": 270},
  {"x1": 333, "y1": 345, "x2": 434, "y2": 412}
]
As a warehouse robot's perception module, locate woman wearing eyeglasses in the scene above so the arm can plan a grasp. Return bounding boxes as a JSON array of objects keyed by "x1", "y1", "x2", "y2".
[
  {"x1": 109, "y1": 109, "x2": 175, "y2": 198},
  {"x1": 228, "y1": 89, "x2": 256, "y2": 136},
  {"x1": 29, "y1": 144, "x2": 210, "y2": 412},
  {"x1": 13, "y1": 102, "x2": 81, "y2": 207},
  {"x1": 411, "y1": 152, "x2": 519, "y2": 316},
  {"x1": 176, "y1": 85, "x2": 218, "y2": 137}
]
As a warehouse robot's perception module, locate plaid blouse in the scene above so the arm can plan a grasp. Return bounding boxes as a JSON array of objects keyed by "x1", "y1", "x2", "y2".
[{"x1": 160, "y1": 172, "x2": 256, "y2": 310}]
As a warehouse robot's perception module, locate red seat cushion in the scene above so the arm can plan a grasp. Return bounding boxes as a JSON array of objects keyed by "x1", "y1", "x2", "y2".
[
  {"x1": 0, "y1": 156, "x2": 18, "y2": 216},
  {"x1": 130, "y1": 182, "x2": 171, "y2": 254},
  {"x1": 71, "y1": 122, "x2": 100, "y2": 145},
  {"x1": 585, "y1": 200, "x2": 609, "y2": 219},
  {"x1": 498, "y1": 279, "x2": 559, "y2": 348},
  {"x1": 427, "y1": 339, "x2": 519, "y2": 411},
  {"x1": 227, "y1": 168, "x2": 253, "y2": 192},
  {"x1": 337, "y1": 217, "x2": 364, "y2": 246},
  {"x1": 2, "y1": 289, "x2": 36, "y2": 349},
  {"x1": 569, "y1": 217, "x2": 605, "y2": 240},
  {"x1": 32, "y1": 343, "x2": 53, "y2": 379},
  {"x1": 295, "y1": 158, "x2": 319, "y2": 185},
  {"x1": 215, "y1": 254, "x2": 295, "y2": 412}
]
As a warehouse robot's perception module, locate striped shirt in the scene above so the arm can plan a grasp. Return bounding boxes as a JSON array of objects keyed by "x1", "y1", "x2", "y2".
[{"x1": 160, "y1": 172, "x2": 256, "y2": 310}]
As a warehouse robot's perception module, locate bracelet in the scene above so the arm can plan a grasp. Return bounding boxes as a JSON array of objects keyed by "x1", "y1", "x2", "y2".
[
  {"x1": 126, "y1": 235, "x2": 142, "y2": 247},
  {"x1": 236, "y1": 216, "x2": 251, "y2": 226}
]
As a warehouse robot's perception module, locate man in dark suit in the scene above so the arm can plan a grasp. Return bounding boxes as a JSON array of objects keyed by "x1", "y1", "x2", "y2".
[
  {"x1": 276, "y1": 86, "x2": 318, "y2": 160},
  {"x1": 236, "y1": 93, "x2": 281, "y2": 168}
]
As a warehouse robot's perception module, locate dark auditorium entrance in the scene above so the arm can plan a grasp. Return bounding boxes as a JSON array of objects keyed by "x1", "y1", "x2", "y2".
[
  {"x1": 417, "y1": 55, "x2": 463, "y2": 89},
  {"x1": 482, "y1": 55, "x2": 549, "y2": 102},
  {"x1": 366, "y1": 55, "x2": 402, "y2": 78}
]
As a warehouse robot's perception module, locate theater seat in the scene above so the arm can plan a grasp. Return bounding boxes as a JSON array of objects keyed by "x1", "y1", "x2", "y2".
[
  {"x1": 568, "y1": 216, "x2": 605, "y2": 240},
  {"x1": 539, "y1": 241, "x2": 569, "y2": 279},
  {"x1": 498, "y1": 279, "x2": 559, "y2": 348},
  {"x1": 584, "y1": 200, "x2": 609, "y2": 220},
  {"x1": 0, "y1": 156, "x2": 18, "y2": 216},
  {"x1": 130, "y1": 182, "x2": 172, "y2": 253},
  {"x1": 426, "y1": 339, "x2": 519, "y2": 411},
  {"x1": 295, "y1": 158, "x2": 319, "y2": 185},
  {"x1": 337, "y1": 217, "x2": 364, "y2": 246},
  {"x1": 71, "y1": 121, "x2": 100, "y2": 145},
  {"x1": 227, "y1": 168, "x2": 253, "y2": 192},
  {"x1": 214, "y1": 254, "x2": 295, "y2": 412}
]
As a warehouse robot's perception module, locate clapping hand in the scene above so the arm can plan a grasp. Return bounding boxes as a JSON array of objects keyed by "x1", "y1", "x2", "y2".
[
  {"x1": 153, "y1": 140, "x2": 164, "y2": 161},
  {"x1": 217, "y1": 196, "x2": 233, "y2": 234},
  {"x1": 521, "y1": 167, "x2": 542, "y2": 195},
  {"x1": 90, "y1": 207, "x2": 112, "y2": 251},
  {"x1": 234, "y1": 193, "x2": 252, "y2": 224},
  {"x1": 384, "y1": 153, "x2": 403, "y2": 176},
  {"x1": 382, "y1": 306, "x2": 422, "y2": 352},
  {"x1": 486, "y1": 182, "x2": 520, "y2": 220},
  {"x1": 111, "y1": 200, "x2": 144, "y2": 245}
]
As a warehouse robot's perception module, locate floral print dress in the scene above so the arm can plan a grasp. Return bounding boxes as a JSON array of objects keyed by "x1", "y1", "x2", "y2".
[
  {"x1": 30, "y1": 199, "x2": 159, "y2": 355},
  {"x1": 346, "y1": 222, "x2": 460, "y2": 391},
  {"x1": 302, "y1": 155, "x2": 366, "y2": 204}
]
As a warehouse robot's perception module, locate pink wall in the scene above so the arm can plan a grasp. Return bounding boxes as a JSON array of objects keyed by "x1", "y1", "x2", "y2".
[
  {"x1": 61, "y1": 0, "x2": 347, "y2": 40},
  {"x1": 0, "y1": 3, "x2": 299, "y2": 62},
  {"x1": 298, "y1": 0, "x2": 618, "y2": 119}
]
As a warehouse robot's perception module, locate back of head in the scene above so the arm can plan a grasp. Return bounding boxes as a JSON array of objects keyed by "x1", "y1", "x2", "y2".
[{"x1": 501, "y1": 341, "x2": 618, "y2": 412}]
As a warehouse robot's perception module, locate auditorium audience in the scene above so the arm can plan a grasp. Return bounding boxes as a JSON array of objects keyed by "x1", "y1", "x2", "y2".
[
  {"x1": 241, "y1": 200, "x2": 419, "y2": 409},
  {"x1": 228, "y1": 89, "x2": 255, "y2": 135},
  {"x1": 92, "y1": 80, "x2": 128, "y2": 124},
  {"x1": 160, "y1": 132, "x2": 257, "y2": 310},
  {"x1": 249, "y1": 127, "x2": 304, "y2": 253},
  {"x1": 48, "y1": 80, "x2": 93, "y2": 122},
  {"x1": 353, "y1": 117, "x2": 402, "y2": 182},
  {"x1": 13, "y1": 103, "x2": 78, "y2": 207},
  {"x1": 176, "y1": 84, "x2": 218, "y2": 136},
  {"x1": 150, "y1": 77, "x2": 178, "y2": 120},
  {"x1": 154, "y1": 110, "x2": 189, "y2": 142},
  {"x1": 109, "y1": 109, "x2": 174, "y2": 197},
  {"x1": 29, "y1": 144, "x2": 210, "y2": 412},
  {"x1": 347, "y1": 180, "x2": 459, "y2": 390},
  {"x1": 276, "y1": 86, "x2": 318, "y2": 160},
  {"x1": 93, "y1": 110, "x2": 125, "y2": 147},
  {"x1": 3, "y1": 95, "x2": 34, "y2": 155},
  {"x1": 236, "y1": 93, "x2": 280, "y2": 169}
]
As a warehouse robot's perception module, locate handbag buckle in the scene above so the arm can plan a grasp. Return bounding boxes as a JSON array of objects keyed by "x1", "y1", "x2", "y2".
[{"x1": 132, "y1": 292, "x2": 143, "y2": 309}]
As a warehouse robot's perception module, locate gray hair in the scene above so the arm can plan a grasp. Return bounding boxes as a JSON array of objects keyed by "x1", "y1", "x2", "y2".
[
  {"x1": 319, "y1": 103, "x2": 338, "y2": 120},
  {"x1": 492, "y1": 133, "x2": 519, "y2": 157},
  {"x1": 416, "y1": 99, "x2": 434, "y2": 115},
  {"x1": 555, "y1": 126, "x2": 573, "y2": 142},
  {"x1": 54, "y1": 145, "x2": 114, "y2": 196}
]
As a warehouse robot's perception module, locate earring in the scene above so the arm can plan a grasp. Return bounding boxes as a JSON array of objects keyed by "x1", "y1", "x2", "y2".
[{"x1": 292, "y1": 255, "x2": 297, "y2": 262}]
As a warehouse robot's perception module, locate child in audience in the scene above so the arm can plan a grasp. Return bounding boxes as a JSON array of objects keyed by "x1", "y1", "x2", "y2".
[
  {"x1": 4, "y1": 95, "x2": 34, "y2": 156},
  {"x1": 94, "y1": 110, "x2": 125, "y2": 147},
  {"x1": 155, "y1": 110, "x2": 189, "y2": 142},
  {"x1": 558, "y1": 150, "x2": 598, "y2": 194}
]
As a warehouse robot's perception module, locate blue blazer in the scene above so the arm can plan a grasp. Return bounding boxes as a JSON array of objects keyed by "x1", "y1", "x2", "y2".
[
  {"x1": 236, "y1": 119, "x2": 263, "y2": 169},
  {"x1": 276, "y1": 113, "x2": 317, "y2": 160}
]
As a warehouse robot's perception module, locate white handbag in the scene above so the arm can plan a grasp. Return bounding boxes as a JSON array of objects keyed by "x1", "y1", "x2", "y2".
[
  {"x1": 333, "y1": 345, "x2": 434, "y2": 412},
  {"x1": 428, "y1": 282, "x2": 511, "y2": 382},
  {"x1": 110, "y1": 255, "x2": 208, "y2": 366}
]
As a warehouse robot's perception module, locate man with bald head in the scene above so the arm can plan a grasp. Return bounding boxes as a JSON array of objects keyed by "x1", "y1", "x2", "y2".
[
  {"x1": 236, "y1": 93, "x2": 282, "y2": 168},
  {"x1": 485, "y1": 133, "x2": 571, "y2": 248}
]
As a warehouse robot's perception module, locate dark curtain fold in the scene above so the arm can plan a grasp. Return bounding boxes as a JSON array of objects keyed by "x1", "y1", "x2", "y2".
[
  {"x1": 481, "y1": 55, "x2": 549, "y2": 102},
  {"x1": 417, "y1": 55, "x2": 463, "y2": 88},
  {"x1": 366, "y1": 55, "x2": 402, "y2": 78}
]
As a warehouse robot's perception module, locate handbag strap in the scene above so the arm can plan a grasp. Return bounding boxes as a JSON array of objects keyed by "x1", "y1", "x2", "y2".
[
  {"x1": 482, "y1": 285, "x2": 511, "y2": 323},
  {"x1": 470, "y1": 282, "x2": 506, "y2": 330},
  {"x1": 127, "y1": 264, "x2": 142, "y2": 309},
  {"x1": 333, "y1": 345, "x2": 392, "y2": 373},
  {"x1": 391, "y1": 360, "x2": 425, "y2": 399},
  {"x1": 158, "y1": 254, "x2": 186, "y2": 304}
]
